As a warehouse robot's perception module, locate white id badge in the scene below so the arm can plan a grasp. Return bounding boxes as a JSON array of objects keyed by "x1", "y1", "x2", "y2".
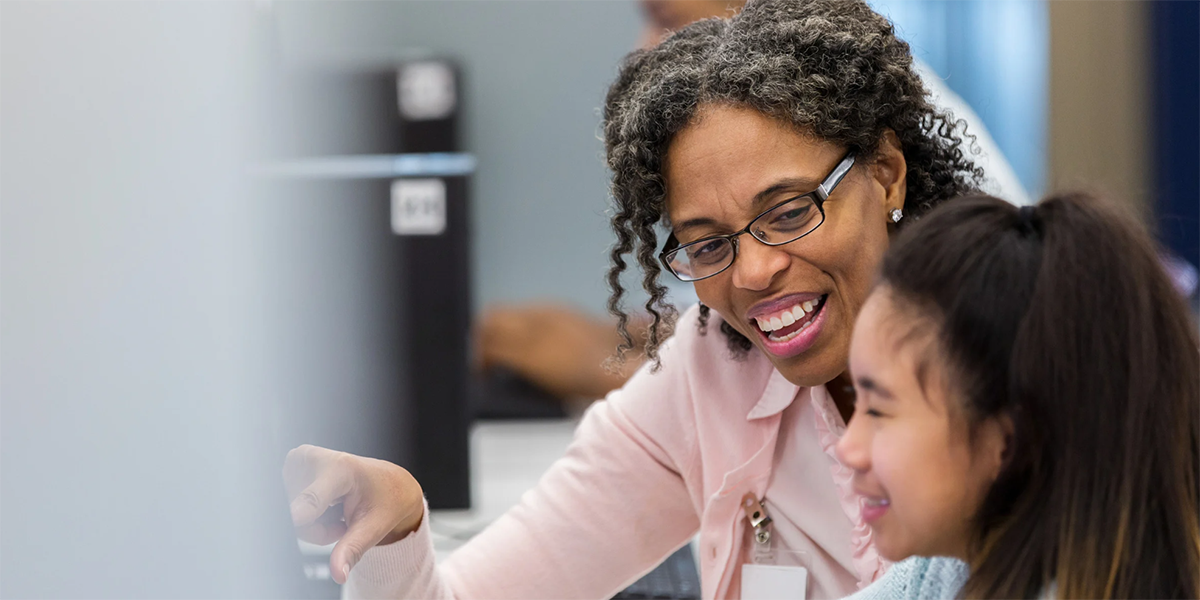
[{"x1": 740, "y1": 563, "x2": 808, "y2": 600}]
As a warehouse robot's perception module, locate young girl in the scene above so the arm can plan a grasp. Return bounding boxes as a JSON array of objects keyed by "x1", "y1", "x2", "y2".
[{"x1": 838, "y1": 192, "x2": 1199, "y2": 598}]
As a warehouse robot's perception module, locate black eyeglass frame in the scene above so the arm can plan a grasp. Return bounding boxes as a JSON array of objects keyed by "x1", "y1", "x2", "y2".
[{"x1": 658, "y1": 151, "x2": 857, "y2": 282}]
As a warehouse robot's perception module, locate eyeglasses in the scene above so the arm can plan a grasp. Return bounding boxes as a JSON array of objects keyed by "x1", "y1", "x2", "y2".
[{"x1": 659, "y1": 151, "x2": 856, "y2": 282}]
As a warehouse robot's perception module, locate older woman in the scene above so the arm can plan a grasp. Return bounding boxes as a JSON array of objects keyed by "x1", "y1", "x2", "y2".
[
  {"x1": 284, "y1": 1, "x2": 994, "y2": 597},
  {"x1": 477, "y1": 0, "x2": 1029, "y2": 405}
]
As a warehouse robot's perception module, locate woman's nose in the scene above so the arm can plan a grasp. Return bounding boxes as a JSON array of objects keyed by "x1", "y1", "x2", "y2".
[
  {"x1": 730, "y1": 237, "x2": 790, "y2": 291},
  {"x1": 836, "y1": 413, "x2": 872, "y2": 473}
]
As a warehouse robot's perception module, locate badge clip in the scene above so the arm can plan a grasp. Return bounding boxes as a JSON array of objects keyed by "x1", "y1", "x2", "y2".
[{"x1": 741, "y1": 493, "x2": 773, "y2": 546}]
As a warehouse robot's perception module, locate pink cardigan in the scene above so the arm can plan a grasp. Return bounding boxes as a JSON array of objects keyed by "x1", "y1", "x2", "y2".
[{"x1": 346, "y1": 305, "x2": 885, "y2": 599}]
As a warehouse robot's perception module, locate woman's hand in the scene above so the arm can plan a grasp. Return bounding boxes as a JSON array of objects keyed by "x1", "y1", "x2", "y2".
[
  {"x1": 477, "y1": 304, "x2": 646, "y2": 400},
  {"x1": 283, "y1": 445, "x2": 425, "y2": 584}
]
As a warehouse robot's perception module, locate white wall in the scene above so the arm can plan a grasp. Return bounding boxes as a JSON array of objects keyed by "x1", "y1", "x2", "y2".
[{"x1": 1, "y1": 2, "x2": 298, "y2": 596}]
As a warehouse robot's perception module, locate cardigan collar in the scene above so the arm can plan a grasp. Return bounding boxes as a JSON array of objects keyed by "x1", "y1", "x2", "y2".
[
  {"x1": 745, "y1": 366, "x2": 800, "y2": 421},
  {"x1": 809, "y1": 383, "x2": 891, "y2": 587}
]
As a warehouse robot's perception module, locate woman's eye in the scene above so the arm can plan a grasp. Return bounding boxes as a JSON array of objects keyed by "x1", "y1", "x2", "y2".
[
  {"x1": 770, "y1": 204, "x2": 814, "y2": 229},
  {"x1": 777, "y1": 207, "x2": 809, "y2": 221},
  {"x1": 687, "y1": 240, "x2": 729, "y2": 264},
  {"x1": 865, "y1": 408, "x2": 885, "y2": 418}
]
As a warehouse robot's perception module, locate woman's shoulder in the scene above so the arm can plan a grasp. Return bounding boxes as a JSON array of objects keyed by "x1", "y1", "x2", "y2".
[
  {"x1": 663, "y1": 303, "x2": 770, "y2": 375},
  {"x1": 605, "y1": 304, "x2": 776, "y2": 422},
  {"x1": 843, "y1": 556, "x2": 968, "y2": 600}
]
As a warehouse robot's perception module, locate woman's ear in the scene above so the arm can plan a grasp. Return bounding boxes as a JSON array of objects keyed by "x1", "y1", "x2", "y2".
[
  {"x1": 873, "y1": 129, "x2": 907, "y2": 216},
  {"x1": 978, "y1": 413, "x2": 1016, "y2": 481}
]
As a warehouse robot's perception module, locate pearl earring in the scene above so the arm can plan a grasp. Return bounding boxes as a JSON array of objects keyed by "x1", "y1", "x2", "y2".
[{"x1": 890, "y1": 208, "x2": 903, "y2": 223}]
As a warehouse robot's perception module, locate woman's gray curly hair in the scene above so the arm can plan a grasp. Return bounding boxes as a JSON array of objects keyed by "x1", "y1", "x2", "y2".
[{"x1": 603, "y1": 0, "x2": 984, "y2": 367}]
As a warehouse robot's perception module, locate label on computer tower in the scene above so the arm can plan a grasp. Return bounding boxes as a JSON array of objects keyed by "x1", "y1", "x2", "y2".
[
  {"x1": 391, "y1": 178, "x2": 447, "y2": 235},
  {"x1": 397, "y1": 62, "x2": 457, "y2": 121}
]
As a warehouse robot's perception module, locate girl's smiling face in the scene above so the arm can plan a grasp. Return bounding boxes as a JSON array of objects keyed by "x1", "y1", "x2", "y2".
[
  {"x1": 835, "y1": 288, "x2": 1011, "y2": 561},
  {"x1": 663, "y1": 105, "x2": 907, "y2": 388}
]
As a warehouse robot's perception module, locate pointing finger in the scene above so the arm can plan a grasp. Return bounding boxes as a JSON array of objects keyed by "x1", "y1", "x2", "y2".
[
  {"x1": 289, "y1": 468, "x2": 352, "y2": 528},
  {"x1": 329, "y1": 508, "x2": 402, "y2": 585}
]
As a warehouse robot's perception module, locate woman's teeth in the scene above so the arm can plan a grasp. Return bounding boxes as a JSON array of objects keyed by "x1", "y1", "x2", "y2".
[
  {"x1": 864, "y1": 497, "x2": 890, "y2": 508},
  {"x1": 754, "y1": 298, "x2": 823, "y2": 339}
]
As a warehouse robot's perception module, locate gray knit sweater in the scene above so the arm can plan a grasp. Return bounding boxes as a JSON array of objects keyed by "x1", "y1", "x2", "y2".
[
  {"x1": 843, "y1": 557, "x2": 969, "y2": 600},
  {"x1": 844, "y1": 556, "x2": 1060, "y2": 600}
]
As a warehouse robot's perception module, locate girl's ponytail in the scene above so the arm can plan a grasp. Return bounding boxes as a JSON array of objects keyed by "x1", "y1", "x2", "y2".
[{"x1": 881, "y1": 192, "x2": 1200, "y2": 599}]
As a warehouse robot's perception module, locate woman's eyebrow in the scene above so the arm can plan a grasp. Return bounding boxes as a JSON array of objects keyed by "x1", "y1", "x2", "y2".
[
  {"x1": 751, "y1": 177, "x2": 821, "y2": 208},
  {"x1": 673, "y1": 216, "x2": 719, "y2": 235},
  {"x1": 855, "y1": 375, "x2": 895, "y2": 400},
  {"x1": 673, "y1": 177, "x2": 823, "y2": 235}
]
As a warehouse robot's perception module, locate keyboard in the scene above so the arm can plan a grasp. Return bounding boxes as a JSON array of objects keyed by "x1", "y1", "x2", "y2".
[
  {"x1": 613, "y1": 545, "x2": 702, "y2": 600},
  {"x1": 299, "y1": 555, "x2": 345, "y2": 599}
]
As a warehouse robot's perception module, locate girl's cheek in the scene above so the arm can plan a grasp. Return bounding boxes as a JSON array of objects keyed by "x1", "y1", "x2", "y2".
[
  {"x1": 867, "y1": 433, "x2": 892, "y2": 483},
  {"x1": 871, "y1": 428, "x2": 919, "y2": 491}
]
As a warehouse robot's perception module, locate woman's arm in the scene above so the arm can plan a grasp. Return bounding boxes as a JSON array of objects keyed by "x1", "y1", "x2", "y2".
[
  {"x1": 442, "y1": 394, "x2": 702, "y2": 598},
  {"x1": 476, "y1": 304, "x2": 650, "y2": 400},
  {"x1": 293, "y1": 324, "x2": 705, "y2": 599}
]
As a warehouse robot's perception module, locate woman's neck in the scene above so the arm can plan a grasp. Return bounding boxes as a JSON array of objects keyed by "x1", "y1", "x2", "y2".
[{"x1": 826, "y1": 371, "x2": 856, "y2": 424}]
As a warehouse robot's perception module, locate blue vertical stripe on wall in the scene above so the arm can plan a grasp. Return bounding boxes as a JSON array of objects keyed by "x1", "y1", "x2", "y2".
[
  {"x1": 869, "y1": 0, "x2": 1049, "y2": 197},
  {"x1": 1151, "y1": 1, "x2": 1200, "y2": 269}
]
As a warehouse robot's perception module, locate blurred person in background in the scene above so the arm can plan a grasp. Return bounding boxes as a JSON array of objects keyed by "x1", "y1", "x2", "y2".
[
  {"x1": 638, "y1": 0, "x2": 743, "y2": 47},
  {"x1": 285, "y1": 1, "x2": 1031, "y2": 597},
  {"x1": 477, "y1": 0, "x2": 1031, "y2": 403}
]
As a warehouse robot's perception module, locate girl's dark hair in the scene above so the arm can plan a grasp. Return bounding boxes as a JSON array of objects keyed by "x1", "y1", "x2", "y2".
[
  {"x1": 602, "y1": 0, "x2": 984, "y2": 365},
  {"x1": 881, "y1": 192, "x2": 1200, "y2": 599}
]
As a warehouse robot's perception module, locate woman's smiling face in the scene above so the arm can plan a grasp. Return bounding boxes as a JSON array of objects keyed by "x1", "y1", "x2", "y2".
[{"x1": 663, "y1": 105, "x2": 907, "y2": 387}]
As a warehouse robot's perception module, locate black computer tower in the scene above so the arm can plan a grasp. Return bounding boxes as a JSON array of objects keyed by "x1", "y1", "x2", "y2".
[{"x1": 261, "y1": 60, "x2": 471, "y2": 509}]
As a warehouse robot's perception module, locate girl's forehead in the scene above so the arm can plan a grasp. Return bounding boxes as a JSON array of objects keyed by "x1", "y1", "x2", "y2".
[
  {"x1": 854, "y1": 291, "x2": 958, "y2": 412},
  {"x1": 855, "y1": 291, "x2": 935, "y2": 352}
]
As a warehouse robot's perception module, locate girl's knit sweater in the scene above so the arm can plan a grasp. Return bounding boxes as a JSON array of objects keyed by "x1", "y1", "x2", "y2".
[
  {"x1": 844, "y1": 557, "x2": 968, "y2": 600},
  {"x1": 844, "y1": 556, "x2": 1060, "y2": 600}
]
